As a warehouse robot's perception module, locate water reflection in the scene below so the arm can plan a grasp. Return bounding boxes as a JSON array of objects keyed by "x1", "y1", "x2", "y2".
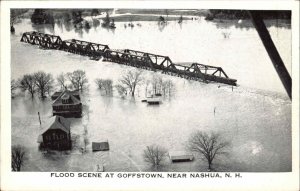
[
  {"x1": 63, "y1": 19, "x2": 73, "y2": 32},
  {"x1": 32, "y1": 23, "x2": 55, "y2": 34},
  {"x1": 75, "y1": 28, "x2": 84, "y2": 38},
  {"x1": 158, "y1": 23, "x2": 166, "y2": 32}
]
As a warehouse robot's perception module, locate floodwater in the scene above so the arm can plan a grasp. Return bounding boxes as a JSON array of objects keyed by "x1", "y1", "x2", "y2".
[{"x1": 11, "y1": 16, "x2": 291, "y2": 172}]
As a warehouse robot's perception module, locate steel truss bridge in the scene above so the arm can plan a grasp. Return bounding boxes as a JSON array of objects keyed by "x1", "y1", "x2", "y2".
[{"x1": 21, "y1": 31, "x2": 237, "y2": 86}]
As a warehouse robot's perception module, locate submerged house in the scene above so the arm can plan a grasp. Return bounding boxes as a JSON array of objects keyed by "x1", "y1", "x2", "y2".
[
  {"x1": 92, "y1": 142, "x2": 109, "y2": 152},
  {"x1": 51, "y1": 90, "x2": 82, "y2": 118},
  {"x1": 38, "y1": 116, "x2": 71, "y2": 150},
  {"x1": 168, "y1": 151, "x2": 194, "y2": 162}
]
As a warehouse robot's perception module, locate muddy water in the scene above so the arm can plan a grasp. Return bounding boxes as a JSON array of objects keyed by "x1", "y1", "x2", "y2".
[{"x1": 11, "y1": 17, "x2": 291, "y2": 172}]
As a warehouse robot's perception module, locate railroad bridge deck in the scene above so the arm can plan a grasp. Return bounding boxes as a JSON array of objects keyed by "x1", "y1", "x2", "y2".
[
  {"x1": 20, "y1": 31, "x2": 62, "y2": 49},
  {"x1": 20, "y1": 31, "x2": 237, "y2": 86}
]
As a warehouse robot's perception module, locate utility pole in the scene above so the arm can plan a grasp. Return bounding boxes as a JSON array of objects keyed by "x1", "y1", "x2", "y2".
[{"x1": 38, "y1": 112, "x2": 41, "y2": 126}]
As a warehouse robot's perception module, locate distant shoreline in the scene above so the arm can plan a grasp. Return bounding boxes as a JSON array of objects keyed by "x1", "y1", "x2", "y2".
[{"x1": 90, "y1": 14, "x2": 194, "y2": 22}]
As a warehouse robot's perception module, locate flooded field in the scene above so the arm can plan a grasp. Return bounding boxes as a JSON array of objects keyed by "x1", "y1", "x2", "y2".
[{"x1": 11, "y1": 15, "x2": 291, "y2": 172}]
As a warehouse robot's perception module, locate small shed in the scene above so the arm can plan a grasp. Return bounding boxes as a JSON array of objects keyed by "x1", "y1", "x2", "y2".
[
  {"x1": 147, "y1": 97, "x2": 161, "y2": 104},
  {"x1": 169, "y1": 151, "x2": 194, "y2": 162},
  {"x1": 92, "y1": 141, "x2": 109, "y2": 152}
]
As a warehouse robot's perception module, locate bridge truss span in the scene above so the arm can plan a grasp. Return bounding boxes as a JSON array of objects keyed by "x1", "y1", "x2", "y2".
[{"x1": 20, "y1": 31, "x2": 237, "y2": 86}]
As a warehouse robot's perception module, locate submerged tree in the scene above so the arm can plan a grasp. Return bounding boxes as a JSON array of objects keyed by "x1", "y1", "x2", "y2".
[
  {"x1": 143, "y1": 145, "x2": 167, "y2": 167},
  {"x1": 83, "y1": 136, "x2": 90, "y2": 153},
  {"x1": 71, "y1": 134, "x2": 80, "y2": 150},
  {"x1": 115, "y1": 84, "x2": 127, "y2": 97},
  {"x1": 19, "y1": 74, "x2": 37, "y2": 98},
  {"x1": 158, "y1": 16, "x2": 165, "y2": 24},
  {"x1": 188, "y1": 131, "x2": 230, "y2": 171},
  {"x1": 151, "y1": 75, "x2": 163, "y2": 95},
  {"x1": 147, "y1": 76, "x2": 175, "y2": 97},
  {"x1": 161, "y1": 80, "x2": 175, "y2": 97},
  {"x1": 31, "y1": 9, "x2": 54, "y2": 24},
  {"x1": 95, "y1": 78, "x2": 113, "y2": 95},
  {"x1": 119, "y1": 70, "x2": 143, "y2": 96},
  {"x1": 56, "y1": 73, "x2": 68, "y2": 91},
  {"x1": 11, "y1": 79, "x2": 18, "y2": 97},
  {"x1": 67, "y1": 70, "x2": 88, "y2": 92},
  {"x1": 71, "y1": 10, "x2": 83, "y2": 25},
  {"x1": 178, "y1": 15, "x2": 183, "y2": 24},
  {"x1": 91, "y1": 9, "x2": 100, "y2": 17},
  {"x1": 34, "y1": 71, "x2": 54, "y2": 98},
  {"x1": 11, "y1": 145, "x2": 28, "y2": 171},
  {"x1": 101, "y1": 11, "x2": 111, "y2": 27}
]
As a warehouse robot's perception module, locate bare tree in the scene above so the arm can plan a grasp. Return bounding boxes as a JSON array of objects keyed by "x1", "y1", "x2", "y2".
[
  {"x1": 115, "y1": 84, "x2": 127, "y2": 96},
  {"x1": 71, "y1": 134, "x2": 80, "y2": 150},
  {"x1": 11, "y1": 79, "x2": 18, "y2": 97},
  {"x1": 34, "y1": 71, "x2": 54, "y2": 98},
  {"x1": 19, "y1": 74, "x2": 36, "y2": 98},
  {"x1": 83, "y1": 136, "x2": 90, "y2": 153},
  {"x1": 95, "y1": 78, "x2": 113, "y2": 95},
  {"x1": 143, "y1": 145, "x2": 167, "y2": 167},
  {"x1": 222, "y1": 31, "x2": 231, "y2": 39},
  {"x1": 151, "y1": 75, "x2": 163, "y2": 94},
  {"x1": 119, "y1": 70, "x2": 143, "y2": 96},
  {"x1": 146, "y1": 76, "x2": 175, "y2": 97},
  {"x1": 161, "y1": 80, "x2": 175, "y2": 97},
  {"x1": 67, "y1": 70, "x2": 88, "y2": 92},
  {"x1": 144, "y1": 79, "x2": 151, "y2": 97},
  {"x1": 188, "y1": 131, "x2": 230, "y2": 171},
  {"x1": 56, "y1": 73, "x2": 68, "y2": 91},
  {"x1": 11, "y1": 145, "x2": 28, "y2": 171},
  {"x1": 95, "y1": 78, "x2": 104, "y2": 89}
]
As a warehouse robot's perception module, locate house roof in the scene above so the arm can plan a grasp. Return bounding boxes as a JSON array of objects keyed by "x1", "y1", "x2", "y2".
[
  {"x1": 52, "y1": 90, "x2": 81, "y2": 106},
  {"x1": 168, "y1": 151, "x2": 194, "y2": 161},
  {"x1": 41, "y1": 115, "x2": 71, "y2": 135},
  {"x1": 51, "y1": 91, "x2": 62, "y2": 97},
  {"x1": 92, "y1": 142, "x2": 109, "y2": 151}
]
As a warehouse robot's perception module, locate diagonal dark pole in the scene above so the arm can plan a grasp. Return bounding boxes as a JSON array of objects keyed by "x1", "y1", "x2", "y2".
[{"x1": 248, "y1": 10, "x2": 292, "y2": 100}]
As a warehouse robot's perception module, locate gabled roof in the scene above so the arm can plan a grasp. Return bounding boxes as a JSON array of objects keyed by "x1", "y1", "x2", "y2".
[
  {"x1": 51, "y1": 91, "x2": 62, "y2": 98},
  {"x1": 52, "y1": 90, "x2": 81, "y2": 106},
  {"x1": 41, "y1": 116, "x2": 71, "y2": 135}
]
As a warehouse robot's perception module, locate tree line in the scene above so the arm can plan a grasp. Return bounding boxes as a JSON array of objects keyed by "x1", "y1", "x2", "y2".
[
  {"x1": 11, "y1": 70, "x2": 88, "y2": 99},
  {"x1": 95, "y1": 70, "x2": 175, "y2": 98},
  {"x1": 12, "y1": 69, "x2": 175, "y2": 99},
  {"x1": 206, "y1": 10, "x2": 291, "y2": 20}
]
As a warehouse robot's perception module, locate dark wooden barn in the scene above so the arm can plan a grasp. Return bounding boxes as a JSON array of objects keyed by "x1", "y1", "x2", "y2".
[{"x1": 39, "y1": 116, "x2": 71, "y2": 150}]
